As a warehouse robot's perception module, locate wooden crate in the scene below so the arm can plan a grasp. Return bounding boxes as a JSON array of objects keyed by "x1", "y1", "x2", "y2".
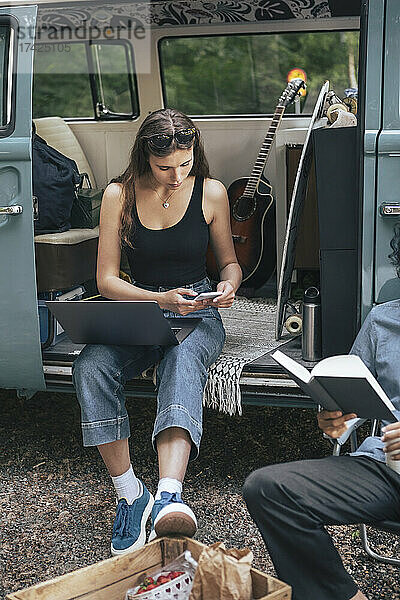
[{"x1": 6, "y1": 537, "x2": 291, "y2": 600}]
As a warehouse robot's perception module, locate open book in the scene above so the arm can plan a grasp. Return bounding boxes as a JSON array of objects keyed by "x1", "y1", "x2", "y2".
[{"x1": 272, "y1": 350, "x2": 398, "y2": 422}]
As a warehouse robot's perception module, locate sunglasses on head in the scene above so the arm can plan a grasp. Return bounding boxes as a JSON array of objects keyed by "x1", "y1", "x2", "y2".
[{"x1": 146, "y1": 128, "x2": 196, "y2": 150}]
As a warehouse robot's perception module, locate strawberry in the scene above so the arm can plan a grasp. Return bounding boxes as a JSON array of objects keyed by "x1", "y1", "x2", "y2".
[
  {"x1": 156, "y1": 575, "x2": 170, "y2": 585},
  {"x1": 145, "y1": 584, "x2": 157, "y2": 591},
  {"x1": 169, "y1": 571, "x2": 184, "y2": 579}
]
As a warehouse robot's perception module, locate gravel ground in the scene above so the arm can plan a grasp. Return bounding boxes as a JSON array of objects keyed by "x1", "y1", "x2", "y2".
[{"x1": 0, "y1": 389, "x2": 399, "y2": 599}]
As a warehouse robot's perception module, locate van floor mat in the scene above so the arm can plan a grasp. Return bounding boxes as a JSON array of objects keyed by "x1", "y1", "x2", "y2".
[{"x1": 244, "y1": 336, "x2": 317, "y2": 374}]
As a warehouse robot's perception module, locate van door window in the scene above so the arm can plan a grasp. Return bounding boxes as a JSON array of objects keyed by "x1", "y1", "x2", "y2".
[
  {"x1": 91, "y1": 41, "x2": 138, "y2": 119},
  {"x1": 159, "y1": 31, "x2": 359, "y2": 116},
  {"x1": 33, "y1": 43, "x2": 93, "y2": 118},
  {"x1": 0, "y1": 21, "x2": 14, "y2": 134},
  {"x1": 33, "y1": 41, "x2": 138, "y2": 120}
]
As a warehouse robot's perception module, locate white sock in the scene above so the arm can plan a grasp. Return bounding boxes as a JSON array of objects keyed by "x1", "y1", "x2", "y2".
[
  {"x1": 111, "y1": 465, "x2": 141, "y2": 504},
  {"x1": 155, "y1": 477, "x2": 182, "y2": 500}
]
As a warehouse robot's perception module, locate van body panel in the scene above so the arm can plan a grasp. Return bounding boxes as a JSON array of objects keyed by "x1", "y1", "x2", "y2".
[
  {"x1": 360, "y1": 0, "x2": 385, "y2": 319},
  {"x1": 374, "y1": 0, "x2": 400, "y2": 304},
  {"x1": 0, "y1": 5, "x2": 45, "y2": 390}
]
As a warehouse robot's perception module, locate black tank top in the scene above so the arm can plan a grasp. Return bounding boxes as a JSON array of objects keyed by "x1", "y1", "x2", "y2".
[{"x1": 125, "y1": 176, "x2": 209, "y2": 287}]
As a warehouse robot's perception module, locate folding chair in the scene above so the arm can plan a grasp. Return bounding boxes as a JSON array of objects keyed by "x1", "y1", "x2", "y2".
[{"x1": 327, "y1": 418, "x2": 400, "y2": 567}]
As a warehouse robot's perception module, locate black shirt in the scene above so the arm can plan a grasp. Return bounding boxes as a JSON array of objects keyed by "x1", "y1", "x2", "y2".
[{"x1": 125, "y1": 176, "x2": 209, "y2": 287}]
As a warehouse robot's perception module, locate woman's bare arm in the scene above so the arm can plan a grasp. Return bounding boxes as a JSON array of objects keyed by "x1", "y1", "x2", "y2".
[
  {"x1": 96, "y1": 183, "x2": 159, "y2": 301},
  {"x1": 204, "y1": 179, "x2": 242, "y2": 306}
]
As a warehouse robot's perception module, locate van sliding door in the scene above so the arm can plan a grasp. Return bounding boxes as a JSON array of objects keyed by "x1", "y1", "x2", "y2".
[{"x1": 0, "y1": 6, "x2": 45, "y2": 391}]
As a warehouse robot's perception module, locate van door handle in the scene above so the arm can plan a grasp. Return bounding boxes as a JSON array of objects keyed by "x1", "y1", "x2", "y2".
[
  {"x1": 0, "y1": 205, "x2": 23, "y2": 230},
  {"x1": 0, "y1": 205, "x2": 23, "y2": 215},
  {"x1": 379, "y1": 203, "x2": 400, "y2": 216}
]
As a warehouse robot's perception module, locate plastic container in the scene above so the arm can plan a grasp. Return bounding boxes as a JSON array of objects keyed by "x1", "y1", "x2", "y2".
[
  {"x1": 126, "y1": 550, "x2": 197, "y2": 600},
  {"x1": 127, "y1": 571, "x2": 192, "y2": 600}
]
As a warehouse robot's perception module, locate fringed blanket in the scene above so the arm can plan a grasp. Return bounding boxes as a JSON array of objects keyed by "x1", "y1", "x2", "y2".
[{"x1": 203, "y1": 297, "x2": 282, "y2": 416}]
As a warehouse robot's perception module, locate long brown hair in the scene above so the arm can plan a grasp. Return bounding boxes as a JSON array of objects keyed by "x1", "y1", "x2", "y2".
[{"x1": 115, "y1": 108, "x2": 210, "y2": 247}]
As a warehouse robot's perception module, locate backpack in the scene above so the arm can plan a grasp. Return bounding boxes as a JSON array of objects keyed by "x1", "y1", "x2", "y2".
[{"x1": 32, "y1": 131, "x2": 81, "y2": 234}]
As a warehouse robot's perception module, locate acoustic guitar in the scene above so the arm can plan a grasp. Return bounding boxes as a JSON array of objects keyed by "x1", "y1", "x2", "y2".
[{"x1": 207, "y1": 78, "x2": 305, "y2": 290}]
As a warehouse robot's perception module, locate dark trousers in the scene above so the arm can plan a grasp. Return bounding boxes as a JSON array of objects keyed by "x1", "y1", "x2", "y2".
[{"x1": 243, "y1": 455, "x2": 400, "y2": 600}]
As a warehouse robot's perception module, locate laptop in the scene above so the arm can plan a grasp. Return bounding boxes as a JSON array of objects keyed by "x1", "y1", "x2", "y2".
[{"x1": 46, "y1": 300, "x2": 201, "y2": 346}]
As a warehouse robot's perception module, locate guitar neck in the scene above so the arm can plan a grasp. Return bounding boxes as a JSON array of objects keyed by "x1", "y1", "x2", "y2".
[{"x1": 244, "y1": 105, "x2": 285, "y2": 198}]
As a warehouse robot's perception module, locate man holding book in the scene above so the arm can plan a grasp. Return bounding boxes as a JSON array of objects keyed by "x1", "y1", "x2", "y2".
[{"x1": 243, "y1": 299, "x2": 400, "y2": 600}]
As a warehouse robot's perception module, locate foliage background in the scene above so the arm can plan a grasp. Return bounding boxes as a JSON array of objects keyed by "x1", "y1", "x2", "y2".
[{"x1": 33, "y1": 31, "x2": 359, "y2": 118}]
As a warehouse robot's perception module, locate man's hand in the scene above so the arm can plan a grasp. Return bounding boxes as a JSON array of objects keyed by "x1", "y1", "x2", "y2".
[
  {"x1": 382, "y1": 422, "x2": 400, "y2": 460},
  {"x1": 317, "y1": 410, "x2": 358, "y2": 439}
]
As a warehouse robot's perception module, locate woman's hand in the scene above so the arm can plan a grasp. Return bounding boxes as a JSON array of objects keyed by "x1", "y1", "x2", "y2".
[
  {"x1": 193, "y1": 280, "x2": 235, "y2": 309},
  {"x1": 317, "y1": 410, "x2": 357, "y2": 439},
  {"x1": 159, "y1": 288, "x2": 206, "y2": 316},
  {"x1": 210, "y1": 280, "x2": 235, "y2": 308},
  {"x1": 382, "y1": 422, "x2": 400, "y2": 460}
]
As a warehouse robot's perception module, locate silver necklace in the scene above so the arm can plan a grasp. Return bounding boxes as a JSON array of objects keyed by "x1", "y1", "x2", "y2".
[{"x1": 150, "y1": 176, "x2": 180, "y2": 209}]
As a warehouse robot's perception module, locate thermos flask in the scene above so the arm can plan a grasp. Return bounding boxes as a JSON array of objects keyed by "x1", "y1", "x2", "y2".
[{"x1": 302, "y1": 287, "x2": 322, "y2": 362}]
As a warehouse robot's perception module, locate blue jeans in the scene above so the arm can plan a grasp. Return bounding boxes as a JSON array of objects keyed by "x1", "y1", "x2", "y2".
[{"x1": 72, "y1": 278, "x2": 226, "y2": 459}]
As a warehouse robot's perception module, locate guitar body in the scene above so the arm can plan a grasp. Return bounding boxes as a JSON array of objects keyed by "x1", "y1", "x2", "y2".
[{"x1": 207, "y1": 174, "x2": 276, "y2": 289}]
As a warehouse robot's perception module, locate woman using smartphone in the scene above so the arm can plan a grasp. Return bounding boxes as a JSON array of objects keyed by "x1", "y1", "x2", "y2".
[{"x1": 73, "y1": 108, "x2": 242, "y2": 555}]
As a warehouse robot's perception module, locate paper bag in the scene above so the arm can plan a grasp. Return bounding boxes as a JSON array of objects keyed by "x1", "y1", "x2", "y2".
[{"x1": 189, "y1": 542, "x2": 253, "y2": 600}]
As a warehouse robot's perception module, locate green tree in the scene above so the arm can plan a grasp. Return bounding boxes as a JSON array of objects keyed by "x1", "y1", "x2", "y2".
[{"x1": 160, "y1": 31, "x2": 359, "y2": 115}]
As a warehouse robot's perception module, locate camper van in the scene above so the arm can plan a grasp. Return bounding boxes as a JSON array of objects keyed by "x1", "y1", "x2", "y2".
[{"x1": 0, "y1": 0, "x2": 397, "y2": 409}]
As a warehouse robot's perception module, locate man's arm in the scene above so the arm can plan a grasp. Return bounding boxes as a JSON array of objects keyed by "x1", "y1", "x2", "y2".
[{"x1": 349, "y1": 309, "x2": 377, "y2": 375}]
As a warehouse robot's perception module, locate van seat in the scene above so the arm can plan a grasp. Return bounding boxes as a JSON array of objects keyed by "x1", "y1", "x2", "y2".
[
  {"x1": 34, "y1": 117, "x2": 96, "y2": 187},
  {"x1": 35, "y1": 227, "x2": 99, "y2": 293},
  {"x1": 35, "y1": 228, "x2": 99, "y2": 245},
  {"x1": 33, "y1": 118, "x2": 99, "y2": 294}
]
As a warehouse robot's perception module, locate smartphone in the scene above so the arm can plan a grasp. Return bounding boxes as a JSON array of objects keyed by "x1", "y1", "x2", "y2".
[{"x1": 195, "y1": 291, "x2": 223, "y2": 301}]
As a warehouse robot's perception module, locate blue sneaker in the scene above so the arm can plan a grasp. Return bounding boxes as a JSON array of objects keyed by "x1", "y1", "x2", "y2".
[
  {"x1": 111, "y1": 481, "x2": 154, "y2": 556},
  {"x1": 148, "y1": 491, "x2": 197, "y2": 542}
]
